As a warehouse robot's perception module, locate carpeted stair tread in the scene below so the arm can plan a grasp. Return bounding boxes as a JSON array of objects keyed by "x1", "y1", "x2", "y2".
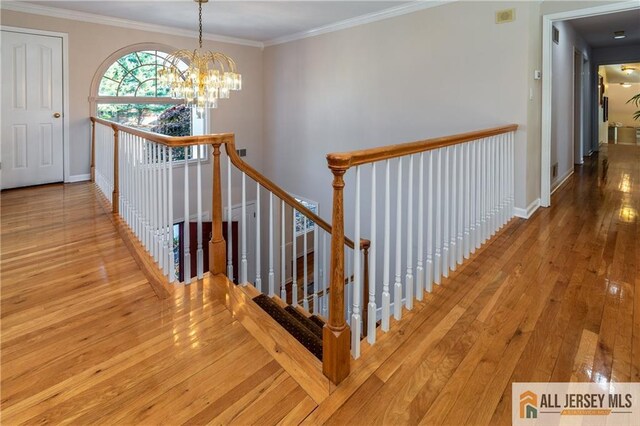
[
  {"x1": 309, "y1": 315, "x2": 326, "y2": 329},
  {"x1": 284, "y1": 305, "x2": 323, "y2": 340},
  {"x1": 253, "y1": 294, "x2": 323, "y2": 361}
]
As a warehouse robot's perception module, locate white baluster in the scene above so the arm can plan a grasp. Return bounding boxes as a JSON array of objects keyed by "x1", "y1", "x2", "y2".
[
  {"x1": 196, "y1": 146, "x2": 203, "y2": 279},
  {"x1": 346, "y1": 249, "x2": 352, "y2": 321},
  {"x1": 255, "y1": 182, "x2": 262, "y2": 292},
  {"x1": 381, "y1": 159, "x2": 391, "y2": 331},
  {"x1": 303, "y1": 210, "x2": 309, "y2": 311},
  {"x1": 510, "y1": 132, "x2": 515, "y2": 218},
  {"x1": 434, "y1": 149, "x2": 442, "y2": 284},
  {"x1": 226, "y1": 156, "x2": 234, "y2": 282},
  {"x1": 241, "y1": 172, "x2": 247, "y2": 284},
  {"x1": 368, "y1": 162, "x2": 377, "y2": 343},
  {"x1": 281, "y1": 200, "x2": 286, "y2": 301},
  {"x1": 322, "y1": 231, "x2": 328, "y2": 317},
  {"x1": 464, "y1": 143, "x2": 471, "y2": 259},
  {"x1": 425, "y1": 151, "x2": 434, "y2": 293},
  {"x1": 416, "y1": 152, "x2": 424, "y2": 301},
  {"x1": 183, "y1": 146, "x2": 191, "y2": 284},
  {"x1": 313, "y1": 222, "x2": 319, "y2": 315},
  {"x1": 268, "y1": 192, "x2": 275, "y2": 297},
  {"x1": 449, "y1": 145, "x2": 457, "y2": 272},
  {"x1": 456, "y1": 144, "x2": 464, "y2": 265},
  {"x1": 292, "y1": 207, "x2": 298, "y2": 306},
  {"x1": 162, "y1": 146, "x2": 169, "y2": 276},
  {"x1": 442, "y1": 147, "x2": 450, "y2": 277},
  {"x1": 474, "y1": 140, "x2": 482, "y2": 250},
  {"x1": 168, "y1": 147, "x2": 175, "y2": 283},
  {"x1": 405, "y1": 155, "x2": 414, "y2": 310},
  {"x1": 394, "y1": 158, "x2": 403, "y2": 320},
  {"x1": 351, "y1": 165, "x2": 361, "y2": 358}
]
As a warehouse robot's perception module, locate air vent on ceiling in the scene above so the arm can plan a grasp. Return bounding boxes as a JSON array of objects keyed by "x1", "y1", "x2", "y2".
[{"x1": 496, "y1": 8, "x2": 515, "y2": 24}]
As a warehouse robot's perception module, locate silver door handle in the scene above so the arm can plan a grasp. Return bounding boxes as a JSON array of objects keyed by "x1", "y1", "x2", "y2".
[{"x1": 53, "y1": 112, "x2": 61, "y2": 118}]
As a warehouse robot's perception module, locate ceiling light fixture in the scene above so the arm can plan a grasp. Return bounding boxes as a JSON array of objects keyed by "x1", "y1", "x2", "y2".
[
  {"x1": 159, "y1": 0, "x2": 241, "y2": 110},
  {"x1": 621, "y1": 65, "x2": 636, "y2": 75},
  {"x1": 613, "y1": 30, "x2": 626, "y2": 39},
  {"x1": 621, "y1": 83, "x2": 632, "y2": 88}
]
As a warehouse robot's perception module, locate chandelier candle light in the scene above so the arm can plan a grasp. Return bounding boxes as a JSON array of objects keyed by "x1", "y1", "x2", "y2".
[{"x1": 159, "y1": 0, "x2": 242, "y2": 110}]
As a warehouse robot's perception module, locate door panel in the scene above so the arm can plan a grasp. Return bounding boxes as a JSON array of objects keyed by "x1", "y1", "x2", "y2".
[{"x1": 1, "y1": 31, "x2": 64, "y2": 190}]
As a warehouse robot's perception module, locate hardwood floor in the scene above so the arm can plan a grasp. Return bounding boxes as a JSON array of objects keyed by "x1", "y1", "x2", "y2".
[
  {"x1": 0, "y1": 184, "x2": 314, "y2": 424},
  {"x1": 1, "y1": 143, "x2": 638, "y2": 424}
]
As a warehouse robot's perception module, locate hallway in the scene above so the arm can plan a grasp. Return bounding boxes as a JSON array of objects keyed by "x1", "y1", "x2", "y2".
[{"x1": 1, "y1": 143, "x2": 638, "y2": 424}]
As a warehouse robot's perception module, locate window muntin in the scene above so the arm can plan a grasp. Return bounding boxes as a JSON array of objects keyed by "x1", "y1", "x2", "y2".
[
  {"x1": 96, "y1": 49, "x2": 205, "y2": 161},
  {"x1": 293, "y1": 197, "x2": 318, "y2": 236}
]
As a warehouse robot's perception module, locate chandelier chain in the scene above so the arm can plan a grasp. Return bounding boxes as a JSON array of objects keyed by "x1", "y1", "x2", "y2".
[{"x1": 198, "y1": 0, "x2": 203, "y2": 48}]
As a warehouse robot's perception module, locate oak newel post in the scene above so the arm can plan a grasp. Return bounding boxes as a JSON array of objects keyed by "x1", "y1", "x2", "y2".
[
  {"x1": 323, "y1": 155, "x2": 351, "y2": 385},
  {"x1": 209, "y1": 140, "x2": 227, "y2": 275},
  {"x1": 111, "y1": 124, "x2": 119, "y2": 214}
]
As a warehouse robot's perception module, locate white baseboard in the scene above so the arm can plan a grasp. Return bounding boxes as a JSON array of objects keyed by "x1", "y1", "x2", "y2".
[
  {"x1": 67, "y1": 174, "x2": 91, "y2": 183},
  {"x1": 514, "y1": 198, "x2": 541, "y2": 219},
  {"x1": 551, "y1": 169, "x2": 574, "y2": 195}
]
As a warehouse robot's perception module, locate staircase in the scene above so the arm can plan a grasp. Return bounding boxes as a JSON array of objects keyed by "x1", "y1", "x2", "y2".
[
  {"x1": 252, "y1": 294, "x2": 325, "y2": 360},
  {"x1": 90, "y1": 115, "x2": 519, "y2": 388}
]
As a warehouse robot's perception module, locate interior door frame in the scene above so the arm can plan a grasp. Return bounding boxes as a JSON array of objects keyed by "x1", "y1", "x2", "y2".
[
  {"x1": 2, "y1": 26, "x2": 70, "y2": 183},
  {"x1": 540, "y1": 1, "x2": 640, "y2": 207}
]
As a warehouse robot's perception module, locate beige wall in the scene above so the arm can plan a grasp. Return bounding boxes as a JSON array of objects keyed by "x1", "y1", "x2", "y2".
[
  {"x1": 608, "y1": 83, "x2": 640, "y2": 127},
  {"x1": 1, "y1": 10, "x2": 264, "y2": 178},
  {"x1": 263, "y1": 1, "x2": 533, "y2": 220}
]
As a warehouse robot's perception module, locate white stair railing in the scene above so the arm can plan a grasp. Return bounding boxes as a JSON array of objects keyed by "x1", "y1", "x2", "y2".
[{"x1": 325, "y1": 124, "x2": 518, "y2": 365}]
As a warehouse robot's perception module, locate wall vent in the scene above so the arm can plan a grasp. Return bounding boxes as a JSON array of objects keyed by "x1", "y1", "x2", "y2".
[
  {"x1": 496, "y1": 8, "x2": 515, "y2": 24},
  {"x1": 553, "y1": 26, "x2": 560, "y2": 44}
]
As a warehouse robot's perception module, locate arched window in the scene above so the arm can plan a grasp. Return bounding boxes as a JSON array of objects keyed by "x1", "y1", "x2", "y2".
[{"x1": 92, "y1": 45, "x2": 205, "y2": 160}]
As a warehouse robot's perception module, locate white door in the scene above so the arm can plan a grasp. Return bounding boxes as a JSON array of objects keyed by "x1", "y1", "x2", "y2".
[
  {"x1": 225, "y1": 202, "x2": 256, "y2": 283},
  {"x1": 1, "y1": 30, "x2": 64, "y2": 190}
]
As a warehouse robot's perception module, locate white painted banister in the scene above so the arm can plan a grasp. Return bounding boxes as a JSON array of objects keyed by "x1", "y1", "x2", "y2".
[
  {"x1": 183, "y1": 146, "x2": 191, "y2": 284},
  {"x1": 196, "y1": 147, "x2": 203, "y2": 280},
  {"x1": 367, "y1": 162, "x2": 377, "y2": 343},
  {"x1": 240, "y1": 172, "x2": 247, "y2": 284},
  {"x1": 227, "y1": 157, "x2": 234, "y2": 282},
  {"x1": 405, "y1": 155, "x2": 414, "y2": 310},
  {"x1": 281, "y1": 200, "x2": 286, "y2": 301},
  {"x1": 255, "y1": 182, "x2": 262, "y2": 292},
  {"x1": 268, "y1": 192, "x2": 275, "y2": 297},
  {"x1": 325, "y1": 124, "x2": 518, "y2": 366},
  {"x1": 292, "y1": 207, "x2": 298, "y2": 306},
  {"x1": 351, "y1": 165, "x2": 361, "y2": 358}
]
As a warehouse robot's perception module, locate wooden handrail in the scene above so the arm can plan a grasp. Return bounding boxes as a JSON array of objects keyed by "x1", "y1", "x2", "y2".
[
  {"x1": 89, "y1": 116, "x2": 366, "y2": 250},
  {"x1": 326, "y1": 124, "x2": 518, "y2": 170},
  {"x1": 90, "y1": 117, "x2": 234, "y2": 147}
]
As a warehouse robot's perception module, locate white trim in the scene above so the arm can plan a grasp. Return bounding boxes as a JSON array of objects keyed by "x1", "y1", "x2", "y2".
[
  {"x1": 551, "y1": 169, "x2": 573, "y2": 195},
  {"x1": 513, "y1": 199, "x2": 541, "y2": 220},
  {"x1": 68, "y1": 174, "x2": 91, "y2": 183},
  {"x1": 263, "y1": 1, "x2": 455, "y2": 47},
  {"x1": 540, "y1": 0, "x2": 640, "y2": 208},
  {"x1": 0, "y1": 1, "x2": 263, "y2": 48},
  {"x1": 1, "y1": 26, "x2": 71, "y2": 184}
]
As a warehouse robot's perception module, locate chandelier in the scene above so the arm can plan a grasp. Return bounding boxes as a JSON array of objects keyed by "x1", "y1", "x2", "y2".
[{"x1": 159, "y1": 0, "x2": 241, "y2": 110}]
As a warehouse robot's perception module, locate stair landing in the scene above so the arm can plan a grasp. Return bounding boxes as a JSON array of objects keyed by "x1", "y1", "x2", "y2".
[{"x1": 0, "y1": 183, "x2": 318, "y2": 424}]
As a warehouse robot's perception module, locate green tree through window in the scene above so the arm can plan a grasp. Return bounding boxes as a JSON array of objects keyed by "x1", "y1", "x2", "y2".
[{"x1": 96, "y1": 50, "x2": 191, "y2": 138}]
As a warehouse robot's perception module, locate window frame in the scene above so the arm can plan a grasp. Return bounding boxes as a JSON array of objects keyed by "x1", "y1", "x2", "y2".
[
  {"x1": 291, "y1": 194, "x2": 319, "y2": 237},
  {"x1": 90, "y1": 43, "x2": 209, "y2": 165}
]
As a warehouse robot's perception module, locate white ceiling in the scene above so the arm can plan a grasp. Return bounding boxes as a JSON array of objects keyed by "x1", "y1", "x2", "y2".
[
  {"x1": 568, "y1": 8, "x2": 640, "y2": 48},
  {"x1": 602, "y1": 63, "x2": 640, "y2": 84},
  {"x1": 18, "y1": 1, "x2": 416, "y2": 43}
]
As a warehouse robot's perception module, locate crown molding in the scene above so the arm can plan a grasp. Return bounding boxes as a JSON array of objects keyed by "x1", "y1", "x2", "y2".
[
  {"x1": 263, "y1": 0, "x2": 455, "y2": 47},
  {"x1": 0, "y1": 1, "x2": 264, "y2": 48}
]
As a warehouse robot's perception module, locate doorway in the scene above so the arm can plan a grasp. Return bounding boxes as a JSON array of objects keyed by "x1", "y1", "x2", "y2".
[{"x1": 1, "y1": 28, "x2": 68, "y2": 190}]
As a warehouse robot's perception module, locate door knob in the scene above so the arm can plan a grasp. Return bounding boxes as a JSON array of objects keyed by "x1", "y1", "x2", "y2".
[{"x1": 53, "y1": 112, "x2": 61, "y2": 118}]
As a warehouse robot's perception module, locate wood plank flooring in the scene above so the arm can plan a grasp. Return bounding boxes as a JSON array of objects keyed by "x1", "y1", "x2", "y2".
[
  {"x1": 0, "y1": 183, "x2": 314, "y2": 425},
  {"x1": 1, "y1": 143, "x2": 638, "y2": 424}
]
